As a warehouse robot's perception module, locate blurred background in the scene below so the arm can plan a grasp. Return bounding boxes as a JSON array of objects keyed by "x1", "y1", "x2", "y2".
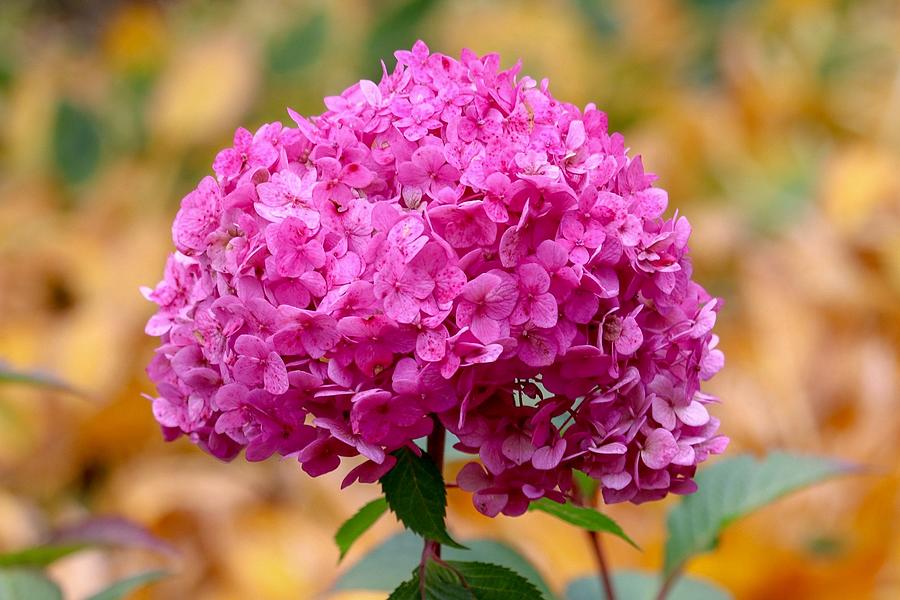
[{"x1": 1, "y1": 0, "x2": 898, "y2": 598}]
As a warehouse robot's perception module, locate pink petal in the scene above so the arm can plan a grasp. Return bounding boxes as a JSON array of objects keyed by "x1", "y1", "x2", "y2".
[
  {"x1": 530, "y1": 294, "x2": 559, "y2": 328},
  {"x1": 675, "y1": 400, "x2": 710, "y2": 427},
  {"x1": 263, "y1": 352, "x2": 289, "y2": 394},
  {"x1": 532, "y1": 439, "x2": 566, "y2": 470},
  {"x1": 615, "y1": 318, "x2": 643, "y2": 355},
  {"x1": 641, "y1": 428, "x2": 678, "y2": 470},
  {"x1": 417, "y1": 328, "x2": 448, "y2": 362}
]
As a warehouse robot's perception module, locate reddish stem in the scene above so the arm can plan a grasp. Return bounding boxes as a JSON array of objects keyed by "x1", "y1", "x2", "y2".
[
  {"x1": 575, "y1": 481, "x2": 616, "y2": 600},
  {"x1": 424, "y1": 418, "x2": 446, "y2": 561}
]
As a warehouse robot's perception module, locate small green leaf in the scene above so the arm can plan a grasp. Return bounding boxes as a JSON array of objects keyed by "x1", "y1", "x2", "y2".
[
  {"x1": 0, "y1": 545, "x2": 84, "y2": 568},
  {"x1": 85, "y1": 570, "x2": 168, "y2": 600},
  {"x1": 333, "y1": 532, "x2": 554, "y2": 598},
  {"x1": 52, "y1": 100, "x2": 101, "y2": 185},
  {"x1": 267, "y1": 11, "x2": 327, "y2": 74},
  {"x1": 529, "y1": 498, "x2": 638, "y2": 549},
  {"x1": 664, "y1": 452, "x2": 854, "y2": 576},
  {"x1": 566, "y1": 571, "x2": 730, "y2": 600},
  {"x1": 380, "y1": 448, "x2": 464, "y2": 549},
  {"x1": 334, "y1": 497, "x2": 389, "y2": 560},
  {"x1": 0, "y1": 569, "x2": 63, "y2": 600}
]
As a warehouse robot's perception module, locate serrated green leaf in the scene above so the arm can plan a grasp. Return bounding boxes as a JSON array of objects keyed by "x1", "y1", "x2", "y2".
[
  {"x1": 0, "y1": 569, "x2": 63, "y2": 600},
  {"x1": 380, "y1": 448, "x2": 464, "y2": 549},
  {"x1": 529, "y1": 498, "x2": 638, "y2": 549},
  {"x1": 664, "y1": 452, "x2": 854, "y2": 576},
  {"x1": 52, "y1": 100, "x2": 101, "y2": 185},
  {"x1": 85, "y1": 570, "x2": 168, "y2": 600},
  {"x1": 387, "y1": 573, "x2": 422, "y2": 600},
  {"x1": 0, "y1": 545, "x2": 84, "y2": 568},
  {"x1": 334, "y1": 497, "x2": 389, "y2": 560},
  {"x1": 566, "y1": 571, "x2": 731, "y2": 600},
  {"x1": 447, "y1": 561, "x2": 545, "y2": 600},
  {"x1": 333, "y1": 532, "x2": 554, "y2": 598},
  {"x1": 388, "y1": 560, "x2": 544, "y2": 600},
  {"x1": 388, "y1": 563, "x2": 473, "y2": 600},
  {"x1": 267, "y1": 11, "x2": 327, "y2": 74}
]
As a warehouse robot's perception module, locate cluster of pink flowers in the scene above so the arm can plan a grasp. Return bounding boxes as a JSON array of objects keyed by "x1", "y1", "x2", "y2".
[{"x1": 144, "y1": 41, "x2": 726, "y2": 516}]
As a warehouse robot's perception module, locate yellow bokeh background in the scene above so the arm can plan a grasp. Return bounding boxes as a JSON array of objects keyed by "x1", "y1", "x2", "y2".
[{"x1": 1, "y1": 1, "x2": 898, "y2": 598}]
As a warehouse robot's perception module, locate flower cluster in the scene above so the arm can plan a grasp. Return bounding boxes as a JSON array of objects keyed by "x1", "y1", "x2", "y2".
[{"x1": 144, "y1": 41, "x2": 726, "y2": 516}]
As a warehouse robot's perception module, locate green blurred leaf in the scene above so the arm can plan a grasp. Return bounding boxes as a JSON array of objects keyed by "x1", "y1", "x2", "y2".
[
  {"x1": 572, "y1": 0, "x2": 618, "y2": 37},
  {"x1": 664, "y1": 453, "x2": 854, "y2": 576},
  {"x1": 0, "y1": 362, "x2": 77, "y2": 393},
  {"x1": 0, "y1": 569, "x2": 63, "y2": 600},
  {"x1": 267, "y1": 11, "x2": 327, "y2": 74},
  {"x1": 566, "y1": 571, "x2": 730, "y2": 600},
  {"x1": 366, "y1": 0, "x2": 439, "y2": 75},
  {"x1": 85, "y1": 570, "x2": 168, "y2": 600},
  {"x1": 52, "y1": 100, "x2": 101, "y2": 185},
  {"x1": 380, "y1": 448, "x2": 464, "y2": 549},
  {"x1": 333, "y1": 532, "x2": 553, "y2": 598},
  {"x1": 334, "y1": 497, "x2": 389, "y2": 560},
  {"x1": 528, "y1": 498, "x2": 638, "y2": 549},
  {"x1": 49, "y1": 516, "x2": 175, "y2": 557},
  {"x1": 0, "y1": 545, "x2": 84, "y2": 568}
]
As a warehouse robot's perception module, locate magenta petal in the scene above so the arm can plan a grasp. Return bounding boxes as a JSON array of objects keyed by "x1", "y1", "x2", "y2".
[{"x1": 641, "y1": 428, "x2": 678, "y2": 469}]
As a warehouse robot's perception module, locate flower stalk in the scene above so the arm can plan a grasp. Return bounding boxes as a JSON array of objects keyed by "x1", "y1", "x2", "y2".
[
  {"x1": 575, "y1": 479, "x2": 616, "y2": 600},
  {"x1": 424, "y1": 417, "x2": 446, "y2": 561}
]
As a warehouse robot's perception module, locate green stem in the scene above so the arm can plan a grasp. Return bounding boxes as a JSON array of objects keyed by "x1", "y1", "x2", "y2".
[{"x1": 576, "y1": 479, "x2": 616, "y2": 600}]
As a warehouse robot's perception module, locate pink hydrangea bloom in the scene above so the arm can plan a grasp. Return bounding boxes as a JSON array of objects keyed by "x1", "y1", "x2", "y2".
[{"x1": 145, "y1": 41, "x2": 727, "y2": 516}]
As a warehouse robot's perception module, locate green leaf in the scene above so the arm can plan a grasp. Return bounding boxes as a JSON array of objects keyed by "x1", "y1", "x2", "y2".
[
  {"x1": 267, "y1": 11, "x2": 327, "y2": 74},
  {"x1": 387, "y1": 573, "x2": 422, "y2": 600},
  {"x1": 334, "y1": 497, "x2": 389, "y2": 560},
  {"x1": 49, "y1": 516, "x2": 175, "y2": 557},
  {"x1": 52, "y1": 100, "x2": 101, "y2": 185},
  {"x1": 664, "y1": 453, "x2": 854, "y2": 576},
  {"x1": 447, "y1": 561, "x2": 544, "y2": 600},
  {"x1": 0, "y1": 363, "x2": 77, "y2": 393},
  {"x1": 0, "y1": 569, "x2": 63, "y2": 600},
  {"x1": 529, "y1": 498, "x2": 638, "y2": 549},
  {"x1": 334, "y1": 531, "x2": 421, "y2": 591},
  {"x1": 389, "y1": 560, "x2": 544, "y2": 600},
  {"x1": 572, "y1": 0, "x2": 618, "y2": 37},
  {"x1": 0, "y1": 517, "x2": 174, "y2": 569},
  {"x1": 333, "y1": 532, "x2": 554, "y2": 598},
  {"x1": 566, "y1": 571, "x2": 730, "y2": 600},
  {"x1": 380, "y1": 448, "x2": 464, "y2": 549},
  {"x1": 387, "y1": 563, "x2": 471, "y2": 600},
  {"x1": 85, "y1": 570, "x2": 168, "y2": 600},
  {"x1": 0, "y1": 545, "x2": 84, "y2": 568}
]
